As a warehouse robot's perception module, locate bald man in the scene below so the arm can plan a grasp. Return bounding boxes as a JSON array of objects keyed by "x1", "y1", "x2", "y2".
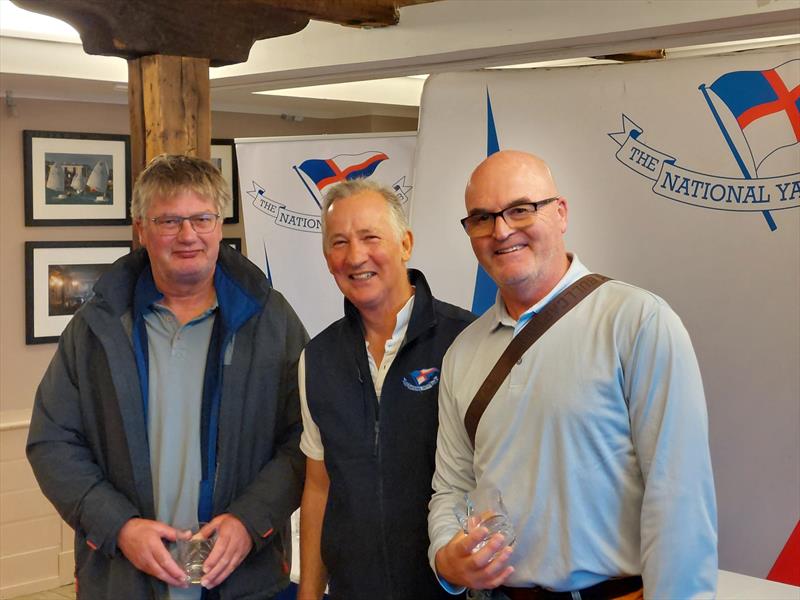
[{"x1": 427, "y1": 151, "x2": 717, "y2": 599}]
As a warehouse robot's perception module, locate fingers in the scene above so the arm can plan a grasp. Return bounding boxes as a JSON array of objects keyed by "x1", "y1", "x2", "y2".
[
  {"x1": 473, "y1": 538, "x2": 514, "y2": 584},
  {"x1": 472, "y1": 533, "x2": 509, "y2": 564},
  {"x1": 200, "y1": 514, "x2": 252, "y2": 589},
  {"x1": 202, "y1": 540, "x2": 240, "y2": 589},
  {"x1": 482, "y1": 560, "x2": 515, "y2": 590},
  {"x1": 458, "y1": 525, "x2": 491, "y2": 555},
  {"x1": 118, "y1": 518, "x2": 189, "y2": 586},
  {"x1": 150, "y1": 543, "x2": 189, "y2": 587},
  {"x1": 152, "y1": 521, "x2": 182, "y2": 543},
  {"x1": 202, "y1": 532, "x2": 228, "y2": 575},
  {"x1": 436, "y1": 530, "x2": 515, "y2": 590},
  {"x1": 197, "y1": 518, "x2": 219, "y2": 541},
  {"x1": 135, "y1": 524, "x2": 187, "y2": 586}
]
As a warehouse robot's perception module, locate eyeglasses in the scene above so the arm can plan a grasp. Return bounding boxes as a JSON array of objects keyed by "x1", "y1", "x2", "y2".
[
  {"x1": 149, "y1": 213, "x2": 221, "y2": 235},
  {"x1": 460, "y1": 197, "x2": 558, "y2": 238}
]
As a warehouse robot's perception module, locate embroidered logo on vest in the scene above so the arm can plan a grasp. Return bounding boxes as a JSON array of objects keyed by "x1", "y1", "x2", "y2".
[{"x1": 402, "y1": 367, "x2": 440, "y2": 392}]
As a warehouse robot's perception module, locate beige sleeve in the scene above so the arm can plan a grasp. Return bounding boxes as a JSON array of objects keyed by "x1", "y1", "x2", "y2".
[{"x1": 298, "y1": 350, "x2": 325, "y2": 460}]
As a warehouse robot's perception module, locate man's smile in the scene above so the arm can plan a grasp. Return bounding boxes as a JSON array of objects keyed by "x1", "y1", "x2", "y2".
[
  {"x1": 495, "y1": 244, "x2": 526, "y2": 255},
  {"x1": 350, "y1": 271, "x2": 377, "y2": 280}
]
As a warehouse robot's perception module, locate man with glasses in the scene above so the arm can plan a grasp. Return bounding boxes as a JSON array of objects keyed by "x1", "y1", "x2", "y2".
[
  {"x1": 428, "y1": 150, "x2": 717, "y2": 599},
  {"x1": 28, "y1": 154, "x2": 308, "y2": 599}
]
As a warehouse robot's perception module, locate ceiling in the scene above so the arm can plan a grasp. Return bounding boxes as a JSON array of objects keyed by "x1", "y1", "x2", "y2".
[{"x1": 1, "y1": 0, "x2": 798, "y2": 119}]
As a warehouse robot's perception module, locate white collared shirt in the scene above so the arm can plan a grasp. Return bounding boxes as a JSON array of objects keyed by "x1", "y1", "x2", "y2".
[{"x1": 299, "y1": 295, "x2": 416, "y2": 460}]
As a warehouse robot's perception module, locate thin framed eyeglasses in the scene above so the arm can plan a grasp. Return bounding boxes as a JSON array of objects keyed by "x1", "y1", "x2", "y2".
[
  {"x1": 149, "y1": 213, "x2": 221, "y2": 235},
  {"x1": 460, "y1": 197, "x2": 558, "y2": 238}
]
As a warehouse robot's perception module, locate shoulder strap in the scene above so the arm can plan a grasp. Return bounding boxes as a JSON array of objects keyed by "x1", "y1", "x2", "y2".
[{"x1": 463, "y1": 273, "x2": 611, "y2": 447}]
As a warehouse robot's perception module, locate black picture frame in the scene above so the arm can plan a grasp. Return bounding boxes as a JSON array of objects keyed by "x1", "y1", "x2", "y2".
[
  {"x1": 23, "y1": 130, "x2": 132, "y2": 226},
  {"x1": 25, "y1": 240, "x2": 132, "y2": 344},
  {"x1": 211, "y1": 139, "x2": 240, "y2": 224}
]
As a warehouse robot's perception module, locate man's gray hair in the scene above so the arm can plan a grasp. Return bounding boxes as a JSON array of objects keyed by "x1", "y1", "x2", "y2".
[
  {"x1": 131, "y1": 154, "x2": 230, "y2": 221},
  {"x1": 320, "y1": 178, "x2": 409, "y2": 249}
]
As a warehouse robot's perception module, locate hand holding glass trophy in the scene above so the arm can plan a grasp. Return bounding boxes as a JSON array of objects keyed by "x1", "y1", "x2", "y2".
[
  {"x1": 171, "y1": 523, "x2": 217, "y2": 586},
  {"x1": 453, "y1": 486, "x2": 516, "y2": 555}
]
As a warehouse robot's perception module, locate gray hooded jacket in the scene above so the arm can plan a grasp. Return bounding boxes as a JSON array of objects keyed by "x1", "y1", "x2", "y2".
[{"x1": 27, "y1": 245, "x2": 308, "y2": 599}]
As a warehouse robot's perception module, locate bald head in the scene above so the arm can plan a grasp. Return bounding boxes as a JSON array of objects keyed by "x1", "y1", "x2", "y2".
[
  {"x1": 466, "y1": 150, "x2": 558, "y2": 207},
  {"x1": 462, "y1": 149, "x2": 569, "y2": 317}
]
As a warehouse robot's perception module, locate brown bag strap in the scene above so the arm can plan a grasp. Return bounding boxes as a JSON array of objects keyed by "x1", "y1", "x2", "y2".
[{"x1": 463, "y1": 273, "x2": 611, "y2": 446}]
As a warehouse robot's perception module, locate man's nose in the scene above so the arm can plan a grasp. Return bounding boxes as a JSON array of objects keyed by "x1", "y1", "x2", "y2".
[
  {"x1": 346, "y1": 241, "x2": 367, "y2": 265},
  {"x1": 176, "y1": 218, "x2": 197, "y2": 240},
  {"x1": 492, "y1": 213, "x2": 514, "y2": 240}
]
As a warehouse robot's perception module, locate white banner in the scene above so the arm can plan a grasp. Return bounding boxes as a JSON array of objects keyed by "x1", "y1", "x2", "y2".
[
  {"x1": 236, "y1": 133, "x2": 416, "y2": 337},
  {"x1": 409, "y1": 47, "x2": 799, "y2": 578}
]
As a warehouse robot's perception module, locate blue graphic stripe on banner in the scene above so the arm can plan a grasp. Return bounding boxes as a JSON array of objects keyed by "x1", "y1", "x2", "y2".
[
  {"x1": 487, "y1": 88, "x2": 500, "y2": 156},
  {"x1": 471, "y1": 264, "x2": 498, "y2": 315},
  {"x1": 471, "y1": 88, "x2": 501, "y2": 315}
]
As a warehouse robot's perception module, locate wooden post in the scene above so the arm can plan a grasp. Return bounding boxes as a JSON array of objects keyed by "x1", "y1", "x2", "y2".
[
  {"x1": 127, "y1": 58, "x2": 146, "y2": 188},
  {"x1": 129, "y1": 54, "x2": 211, "y2": 164},
  {"x1": 128, "y1": 55, "x2": 210, "y2": 247}
]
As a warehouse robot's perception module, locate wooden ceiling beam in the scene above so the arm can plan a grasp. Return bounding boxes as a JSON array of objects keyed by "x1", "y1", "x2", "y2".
[
  {"x1": 12, "y1": 0, "x2": 434, "y2": 65},
  {"x1": 12, "y1": 0, "x2": 308, "y2": 66},
  {"x1": 267, "y1": 0, "x2": 433, "y2": 28}
]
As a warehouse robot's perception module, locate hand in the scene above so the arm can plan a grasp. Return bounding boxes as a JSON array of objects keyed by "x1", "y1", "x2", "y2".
[
  {"x1": 199, "y1": 514, "x2": 254, "y2": 589},
  {"x1": 117, "y1": 518, "x2": 189, "y2": 587},
  {"x1": 434, "y1": 527, "x2": 514, "y2": 590}
]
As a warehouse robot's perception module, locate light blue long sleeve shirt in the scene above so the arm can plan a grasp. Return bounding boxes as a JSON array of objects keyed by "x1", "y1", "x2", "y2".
[{"x1": 429, "y1": 256, "x2": 717, "y2": 598}]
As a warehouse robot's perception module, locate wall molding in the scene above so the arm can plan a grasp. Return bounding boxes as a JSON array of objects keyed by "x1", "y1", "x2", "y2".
[{"x1": 0, "y1": 411, "x2": 31, "y2": 432}]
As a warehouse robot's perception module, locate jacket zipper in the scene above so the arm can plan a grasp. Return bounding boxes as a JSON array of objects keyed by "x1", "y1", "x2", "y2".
[{"x1": 359, "y1": 363, "x2": 381, "y2": 457}]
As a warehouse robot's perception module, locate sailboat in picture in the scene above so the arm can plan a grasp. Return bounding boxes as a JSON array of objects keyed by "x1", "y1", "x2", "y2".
[
  {"x1": 70, "y1": 168, "x2": 86, "y2": 195},
  {"x1": 46, "y1": 162, "x2": 67, "y2": 199},
  {"x1": 87, "y1": 160, "x2": 110, "y2": 202}
]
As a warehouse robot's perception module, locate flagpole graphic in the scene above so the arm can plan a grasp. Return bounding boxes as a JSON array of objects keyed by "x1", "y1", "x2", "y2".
[
  {"x1": 700, "y1": 84, "x2": 776, "y2": 231},
  {"x1": 699, "y1": 59, "x2": 800, "y2": 232},
  {"x1": 293, "y1": 165, "x2": 322, "y2": 209}
]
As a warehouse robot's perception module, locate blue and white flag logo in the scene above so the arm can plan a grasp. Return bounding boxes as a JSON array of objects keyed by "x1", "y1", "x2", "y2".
[
  {"x1": 294, "y1": 151, "x2": 389, "y2": 208},
  {"x1": 245, "y1": 151, "x2": 411, "y2": 234},
  {"x1": 402, "y1": 367, "x2": 440, "y2": 392},
  {"x1": 609, "y1": 59, "x2": 800, "y2": 232}
]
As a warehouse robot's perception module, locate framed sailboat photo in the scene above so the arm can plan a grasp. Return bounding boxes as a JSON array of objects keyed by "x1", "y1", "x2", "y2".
[{"x1": 24, "y1": 130, "x2": 131, "y2": 226}]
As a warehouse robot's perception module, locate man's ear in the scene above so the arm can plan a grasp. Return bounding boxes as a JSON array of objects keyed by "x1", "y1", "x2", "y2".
[
  {"x1": 401, "y1": 229, "x2": 414, "y2": 262},
  {"x1": 556, "y1": 197, "x2": 569, "y2": 234},
  {"x1": 133, "y1": 220, "x2": 143, "y2": 247}
]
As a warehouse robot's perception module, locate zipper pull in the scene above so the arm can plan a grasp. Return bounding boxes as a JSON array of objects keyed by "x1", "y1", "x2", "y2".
[{"x1": 373, "y1": 420, "x2": 380, "y2": 456}]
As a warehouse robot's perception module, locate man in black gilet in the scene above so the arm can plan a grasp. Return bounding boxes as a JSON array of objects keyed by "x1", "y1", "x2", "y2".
[{"x1": 298, "y1": 178, "x2": 474, "y2": 600}]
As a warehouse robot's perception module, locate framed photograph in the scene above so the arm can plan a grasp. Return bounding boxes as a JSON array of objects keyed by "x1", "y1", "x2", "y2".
[
  {"x1": 25, "y1": 241, "x2": 132, "y2": 344},
  {"x1": 223, "y1": 237, "x2": 242, "y2": 252},
  {"x1": 23, "y1": 130, "x2": 131, "y2": 226},
  {"x1": 211, "y1": 139, "x2": 240, "y2": 224}
]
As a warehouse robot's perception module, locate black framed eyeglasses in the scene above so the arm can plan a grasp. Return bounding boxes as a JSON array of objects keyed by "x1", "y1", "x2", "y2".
[
  {"x1": 149, "y1": 213, "x2": 221, "y2": 235},
  {"x1": 460, "y1": 197, "x2": 558, "y2": 238}
]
